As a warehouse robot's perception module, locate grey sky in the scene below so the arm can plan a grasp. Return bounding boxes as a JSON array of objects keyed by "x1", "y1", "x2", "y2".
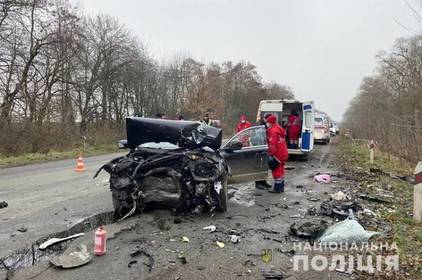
[{"x1": 80, "y1": 0, "x2": 420, "y2": 121}]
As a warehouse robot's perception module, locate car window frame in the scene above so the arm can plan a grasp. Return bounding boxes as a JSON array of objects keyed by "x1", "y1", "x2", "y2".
[{"x1": 222, "y1": 125, "x2": 267, "y2": 150}]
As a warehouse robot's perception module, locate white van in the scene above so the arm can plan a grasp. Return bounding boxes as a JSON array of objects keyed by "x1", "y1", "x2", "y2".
[
  {"x1": 256, "y1": 99, "x2": 315, "y2": 156},
  {"x1": 313, "y1": 112, "x2": 331, "y2": 144}
]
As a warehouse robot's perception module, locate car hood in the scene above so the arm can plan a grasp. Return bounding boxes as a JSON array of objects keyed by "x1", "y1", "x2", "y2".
[{"x1": 126, "y1": 117, "x2": 222, "y2": 150}]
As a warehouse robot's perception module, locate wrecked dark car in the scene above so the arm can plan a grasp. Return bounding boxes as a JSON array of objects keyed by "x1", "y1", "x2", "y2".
[
  {"x1": 95, "y1": 117, "x2": 228, "y2": 221},
  {"x1": 96, "y1": 118, "x2": 273, "y2": 221}
]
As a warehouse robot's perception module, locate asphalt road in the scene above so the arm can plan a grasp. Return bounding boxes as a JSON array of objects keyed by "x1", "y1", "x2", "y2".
[
  {"x1": 2, "y1": 141, "x2": 352, "y2": 280},
  {"x1": 0, "y1": 152, "x2": 126, "y2": 259}
]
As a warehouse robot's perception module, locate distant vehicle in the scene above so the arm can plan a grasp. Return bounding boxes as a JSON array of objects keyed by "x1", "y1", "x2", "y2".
[
  {"x1": 313, "y1": 113, "x2": 331, "y2": 144},
  {"x1": 255, "y1": 99, "x2": 315, "y2": 157},
  {"x1": 330, "y1": 122, "x2": 339, "y2": 136}
]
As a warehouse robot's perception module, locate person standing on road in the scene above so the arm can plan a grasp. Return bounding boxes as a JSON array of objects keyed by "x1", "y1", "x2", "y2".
[
  {"x1": 236, "y1": 114, "x2": 251, "y2": 132},
  {"x1": 266, "y1": 114, "x2": 289, "y2": 193},
  {"x1": 201, "y1": 113, "x2": 212, "y2": 126},
  {"x1": 287, "y1": 109, "x2": 301, "y2": 149}
]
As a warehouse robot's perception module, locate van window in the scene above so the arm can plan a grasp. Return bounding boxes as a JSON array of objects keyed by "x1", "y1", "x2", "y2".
[
  {"x1": 314, "y1": 117, "x2": 324, "y2": 125},
  {"x1": 304, "y1": 111, "x2": 312, "y2": 128}
]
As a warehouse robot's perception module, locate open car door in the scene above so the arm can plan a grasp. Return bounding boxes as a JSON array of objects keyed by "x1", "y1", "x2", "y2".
[
  {"x1": 220, "y1": 126, "x2": 268, "y2": 184},
  {"x1": 301, "y1": 101, "x2": 314, "y2": 152}
]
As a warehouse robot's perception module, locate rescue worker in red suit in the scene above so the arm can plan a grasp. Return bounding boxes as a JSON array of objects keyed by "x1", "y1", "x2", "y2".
[
  {"x1": 287, "y1": 109, "x2": 301, "y2": 149},
  {"x1": 236, "y1": 114, "x2": 251, "y2": 132},
  {"x1": 266, "y1": 114, "x2": 289, "y2": 193},
  {"x1": 236, "y1": 114, "x2": 252, "y2": 147}
]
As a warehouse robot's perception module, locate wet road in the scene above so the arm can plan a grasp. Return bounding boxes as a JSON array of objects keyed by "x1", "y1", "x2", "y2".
[
  {"x1": 0, "y1": 152, "x2": 125, "y2": 258},
  {"x1": 4, "y1": 141, "x2": 354, "y2": 280}
]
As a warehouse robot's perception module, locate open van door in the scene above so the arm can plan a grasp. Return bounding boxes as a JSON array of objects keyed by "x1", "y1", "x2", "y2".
[{"x1": 301, "y1": 101, "x2": 314, "y2": 152}]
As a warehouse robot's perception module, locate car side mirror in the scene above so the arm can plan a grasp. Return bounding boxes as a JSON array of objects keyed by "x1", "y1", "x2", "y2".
[
  {"x1": 117, "y1": 139, "x2": 128, "y2": 149},
  {"x1": 225, "y1": 140, "x2": 243, "y2": 152}
]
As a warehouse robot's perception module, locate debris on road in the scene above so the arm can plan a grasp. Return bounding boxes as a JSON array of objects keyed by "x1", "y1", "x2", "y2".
[
  {"x1": 0, "y1": 201, "x2": 8, "y2": 208},
  {"x1": 181, "y1": 236, "x2": 190, "y2": 243},
  {"x1": 203, "y1": 225, "x2": 216, "y2": 232},
  {"x1": 330, "y1": 191, "x2": 349, "y2": 201},
  {"x1": 358, "y1": 192, "x2": 393, "y2": 204},
  {"x1": 178, "y1": 255, "x2": 187, "y2": 264},
  {"x1": 216, "y1": 241, "x2": 225, "y2": 248},
  {"x1": 307, "y1": 197, "x2": 320, "y2": 202},
  {"x1": 289, "y1": 214, "x2": 302, "y2": 218},
  {"x1": 318, "y1": 210, "x2": 379, "y2": 244},
  {"x1": 39, "y1": 233, "x2": 85, "y2": 250},
  {"x1": 130, "y1": 247, "x2": 154, "y2": 272},
  {"x1": 17, "y1": 227, "x2": 27, "y2": 233},
  {"x1": 313, "y1": 174, "x2": 331, "y2": 183},
  {"x1": 230, "y1": 235, "x2": 241, "y2": 243},
  {"x1": 128, "y1": 260, "x2": 138, "y2": 268},
  {"x1": 290, "y1": 220, "x2": 328, "y2": 238},
  {"x1": 50, "y1": 244, "x2": 92, "y2": 268},
  {"x1": 320, "y1": 199, "x2": 360, "y2": 219},
  {"x1": 262, "y1": 268, "x2": 285, "y2": 279}
]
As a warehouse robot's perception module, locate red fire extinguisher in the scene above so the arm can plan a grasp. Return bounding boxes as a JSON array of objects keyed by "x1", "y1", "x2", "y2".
[{"x1": 94, "y1": 225, "x2": 107, "y2": 256}]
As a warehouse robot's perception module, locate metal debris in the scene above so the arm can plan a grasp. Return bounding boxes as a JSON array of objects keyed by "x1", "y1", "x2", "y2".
[
  {"x1": 320, "y1": 199, "x2": 360, "y2": 219},
  {"x1": 290, "y1": 220, "x2": 328, "y2": 238},
  {"x1": 230, "y1": 235, "x2": 241, "y2": 243},
  {"x1": 39, "y1": 233, "x2": 85, "y2": 250},
  {"x1": 203, "y1": 225, "x2": 216, "y2": 232}
]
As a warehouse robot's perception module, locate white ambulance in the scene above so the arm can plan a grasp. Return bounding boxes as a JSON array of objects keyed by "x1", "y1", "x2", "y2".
[{"x1": 256, "y1": 99, "x2": 315, "y2": 157}]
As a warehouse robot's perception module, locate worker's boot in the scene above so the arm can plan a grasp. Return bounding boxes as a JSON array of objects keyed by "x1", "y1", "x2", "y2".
[{"x1": 268, "y1": 180, "x2": 284, "y2": 193}]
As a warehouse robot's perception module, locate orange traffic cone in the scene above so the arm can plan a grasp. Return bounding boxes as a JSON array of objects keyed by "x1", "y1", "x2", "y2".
[{"x1": 75, "y1": 156, "x2": 86, "y2": 172}]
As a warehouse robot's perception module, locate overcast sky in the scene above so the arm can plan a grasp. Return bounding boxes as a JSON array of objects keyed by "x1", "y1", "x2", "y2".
[{"x1": 80, "y1": 0, "x2": 421, "y2": 121}]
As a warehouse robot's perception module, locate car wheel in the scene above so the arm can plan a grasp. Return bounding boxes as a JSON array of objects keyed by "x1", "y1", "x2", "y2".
[{"x1": 218, "y1": 178, "x2": 228, "y2": 212}]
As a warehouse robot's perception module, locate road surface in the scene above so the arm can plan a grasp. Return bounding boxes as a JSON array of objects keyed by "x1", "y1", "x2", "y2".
[
  {"x1": 0, "y1": 152, "x2": 125, "y2": 259},
  {"x1": 0, "y1": 142, "x2": 350, "y2": 280}
]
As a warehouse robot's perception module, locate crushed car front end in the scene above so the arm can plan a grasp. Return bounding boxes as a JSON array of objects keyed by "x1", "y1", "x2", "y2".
[{"x1": 95, "y1": 117, "x2": 228, "y2": 221}]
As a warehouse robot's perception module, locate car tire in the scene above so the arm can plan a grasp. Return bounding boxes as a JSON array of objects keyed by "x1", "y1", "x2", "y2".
[{"x1": 218, "y1": 178, "x2": 228, "y2": 212}]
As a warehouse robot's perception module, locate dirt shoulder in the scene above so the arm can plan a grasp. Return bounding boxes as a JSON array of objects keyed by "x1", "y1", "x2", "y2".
[{"x1": 335, "y1": 136, "x2": 422, "y2": 279}]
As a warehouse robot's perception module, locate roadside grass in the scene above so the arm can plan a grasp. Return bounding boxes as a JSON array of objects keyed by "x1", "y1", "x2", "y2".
[
  {"x1": 0, "y1": 143, "x2": 120, "y2": 168},
  {"x1": 336, "y1": 136, "x2": 422, "y2": 278}
]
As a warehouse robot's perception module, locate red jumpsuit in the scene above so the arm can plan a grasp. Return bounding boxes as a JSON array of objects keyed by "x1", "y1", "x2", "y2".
[
  {"x1": 236, "y1": 120, "x2": 251, "y2": 132},
  {"x1": 267, "y1": 124, "x2": 289, "y2": 179},
  {"x1": 287, "y1": 115, "x2": 301, "y2": 141},
  {"x1": 236, "y1": 119, "x2": 252, "y2": 147}
]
